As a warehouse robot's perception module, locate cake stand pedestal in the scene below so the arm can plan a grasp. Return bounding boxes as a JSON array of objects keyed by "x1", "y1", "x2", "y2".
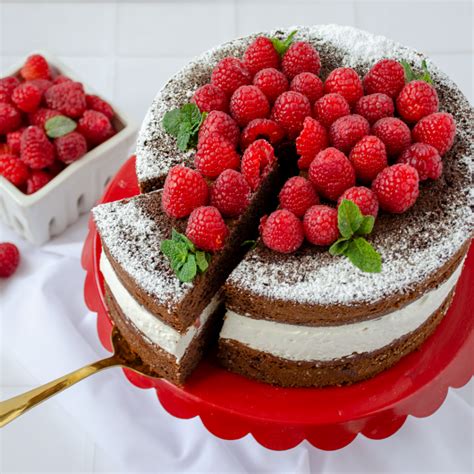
[{"x1": 81, "y1": 156, "x2": 473, "y2": 451}]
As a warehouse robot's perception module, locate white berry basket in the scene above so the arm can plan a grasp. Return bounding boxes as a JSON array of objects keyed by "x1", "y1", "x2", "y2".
[{"x1": 0, "y1": 52, "x2": 137, "y2": 245}]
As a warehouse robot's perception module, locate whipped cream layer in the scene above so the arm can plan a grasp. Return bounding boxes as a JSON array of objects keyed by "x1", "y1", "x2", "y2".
[
  {"x1": 220, "y1": 262, "x2": 464, "y2": 362},
  {"x1": 100, "y1": 252, "x2": 220, "y2": 362}
]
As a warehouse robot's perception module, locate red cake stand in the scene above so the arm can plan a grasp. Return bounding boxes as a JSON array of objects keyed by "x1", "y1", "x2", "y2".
[{"x1": 82, "y1": 156, "x2": 473, "y2": 451}]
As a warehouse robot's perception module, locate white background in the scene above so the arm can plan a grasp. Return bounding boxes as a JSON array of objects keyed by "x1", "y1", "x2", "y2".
[{"x1": 0, "y1": 1, "x2": 473, "y2": 472}]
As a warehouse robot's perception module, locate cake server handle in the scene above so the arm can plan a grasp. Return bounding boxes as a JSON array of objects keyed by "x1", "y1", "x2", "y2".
[{"x1": 0, "y1": 355, "x2": 120, "y2": 428}]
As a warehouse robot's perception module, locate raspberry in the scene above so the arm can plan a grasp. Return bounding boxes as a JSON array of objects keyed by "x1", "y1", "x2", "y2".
[
  {"x1": 290, "y1": 72, "x2": 323, "y2": 104},
  {"x1": 44, "y1": 82, "x2": 86, "y2": 118},
  {"x1": 11, "y1": 82, "x2": 42, "y2": 113},
  {"x1": 397, "y1": 143, "x2": 443, "y2": 181},
  {"x1": 186, "y1": 206, "x2": 229, "y2": 252},
  {"x1": 372, "y1": 163, "x2": 419, "y2": 214},
  {"x1": 281, "y1": 42, "x2": 321, "y2": 79},
  {"x1": 161, "y1": 165, "x2": 209, "y2": 218},
  {"x1": 243, "y1": 36, "x2": 280, "y2": 75},
  {"x1": 295, "y1": 116, "x2": 328, "y2": 170},
  {"x1": 53, "y1": 75, "x2": 73, "y2": 85},
  {"x1": 309, "y1": 147, "x2": 355, "y2": 201},
  {"x1": 0, "y1": 144, "x2": 13, "y2": 155},
  {"x1": 198, "y1": 111, "x2": 239, "y2": 148},
  {"x1": 363, "y1": 59, "x2": 405, "y2": 99},
  {"x1": 195, "y1": 132, "x2": 240, "y2": 178},
  {"x1": 313, "y1": 93, "x2": 350, "y2": 128},
  {"x1": 78, "y1": 110, "x2": 115, "y2": 146},
  {"x1": 396, "y1": 80, "x2": 438, "y2": 123},
  {"x1": 20, "y1": 126, "x2": 55, "y2": 169},
  {"x1": 20, "y1": 54, "x2": 50, "y2": 81},
  {"x1": 191, "y1": 84, "x2": 228, "y2": 113},
  {"x1": 55, "y1": 132, "x2": 88, "y2": 164},
  {"x1": 412, "y1": 112, "x2": 456, "y2": 156},
  {"x1": 85, "y1": 94, "x2": 115, "y2": 119},
  {"x1": 324, "y1": 68, "x2": 363, "y2": 107},
  {"x1": 271, "y1": 91, "x2": 311, "y2": 139},
  {"x1": 240, "y1": 118, "x2": 285, "y2": 150},
  {"x1": 241, "y1": 139, "x2": 276, "y2": 191},
  {"x1": 26, "y1": 169, "x2": 52, "y2": 194},
  {"x1": 229, "y1": 85, "x2": 270, "y2": 127},
  {"x1": 338, "y1": 186, "x2": 379, "y2": 218},
  {"x1": 0, "y1": 103, "x2": 22, "y2": 134},
  {"x1": 329, "y1": 114, "x2": 370, "y2": 154},
  {"x1": 253, "y1": 68, "x2": 289, "y2": 103},
  {"x1": 210, "y1": 169, "x2": 251, "y2": 217},
  {"x1": 211, "y1": 57, "x2": 251, "y2": 96},
  {"x1": 354, "y1": 93, "x2": 394, "y2": 125},
  {"x1": 0, "y1": 243, "x2": 20, "y2": 278},
  {"x1": 29, "y1": 79, "x2": 53, "y2": 95},
  {"x1": 303, "y1": 205, "x2": 339, "y2": 246},
  {"x1": 279, "y1": 176, "x2": 319, "y2": 217},
  {"x1": 0, "y1": 76, "x2": 20, "y2": 103},
  {"x1": 0, "y1": 154, "x2": 29, "y2": 187},
  {"x1": 349, "y1": 135, "x2": 388, "y2": 183},
  {"x1": 6, "y1": 129, "x2": 24, "y2": 156},
  {"x1": 261, "y1": 209, "x2": 304, "y2": 253},
  {"x1": 29, "y1": 108, "x2": 61, "y2": 128},
  {"x1": 372, "y1": 117, "x2": 411, "y2": 156}
]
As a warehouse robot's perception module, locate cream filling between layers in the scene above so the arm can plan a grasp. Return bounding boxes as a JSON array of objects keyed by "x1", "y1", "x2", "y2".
[
  {"x1": 100, "y1": 252, "x2": 220, "y2": 362},
  {"x1": 220, "y1": 262, "x2": 464, "y2": 362}
]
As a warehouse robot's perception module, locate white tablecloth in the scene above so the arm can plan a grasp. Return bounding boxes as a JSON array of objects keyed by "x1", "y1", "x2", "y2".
[{"x1": 1, "y1": 217, "x2": 473, "y2": 473}]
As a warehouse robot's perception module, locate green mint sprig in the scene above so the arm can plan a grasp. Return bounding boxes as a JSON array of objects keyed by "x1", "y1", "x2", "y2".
[
  {"x1": 400, "y1": 59, "x2": 433, "y2": 84},
  {"x1": 160, "y1": 229, "x2": 211, "y2": 283},
  {"x1": 45, "y1": 115, "x2": 77, "y2": 138},
  {"x1": 271, "y1": 30, "x2": 297, "y2": 56},
  {"x1": 162, "y1": 103, "x2": 207, "y2": 151},
  {"x1": 329, "y1": 199, "x2": 382, "y2": 273}
]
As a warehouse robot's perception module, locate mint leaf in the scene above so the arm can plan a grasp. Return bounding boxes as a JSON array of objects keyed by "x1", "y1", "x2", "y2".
[
  {"x1": 181, "y1": 103, "x2": 201, "y2": 125},
  {"x1": 344, "y1": 237, "x2": 382, "y2": 273},
  {"x1": 338, "y1": 199, "x2": 364, "y2": 239},
  {"x1": 241, "y1": 239, "x2": 257, "y2": 250},
  {"x1": 45, "y1": 115, "x2": 76, "y2": 138},
  {"x1": 162, "y1": 109, "x2": 182, "y2": 136},
  {"x1": 401, "y1": 60, "x2": 416, "y2": 82},
  {"x1": 271, "y1": 30, "x2": 297, "y2": 56},
  {"x1": 162, "y1": 103, "x2": 205, "y2": 151},
  {"x1": 195, "y1": 250, "x2": 209, "y2": 272},
  {"x1": 177, "y1": 254, "x2": 197, "y2": 282},
  {"x1": 420, "y1": 59, "x2": 433, "y2": 84},
  {"x1": 176, "y1": 122, "x2": 192, "y2": 151},
  {"x1": 329, "y1": 238, "x2": 350, "y2": 256},
  {"x1": 172, "y1": 229, "x2": 195, "y2": 252},
  {"x1": 401, "y1": 59, "x2": 432, "y2": 84},
  {"x1": 356, "y1": 215, "x2": 375, "y2": 235}
]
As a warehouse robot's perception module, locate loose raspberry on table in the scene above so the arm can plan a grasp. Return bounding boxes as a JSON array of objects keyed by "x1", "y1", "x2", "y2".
[
  {"x1": 0, "y1": 154, "x2": 29, "y2": 187},
  {"x1": 396, "y1": 80, "x2": 438, "y2": 123},
  {"x1": 372, "y1": 117, "x2": 411, "y2": 156},
  {"x1": 243, "y1": 36, "x2": 280, "y2": 75},
  {"x1": 329, "y1": 114, "x2": 370, "y2": 154},
  {"x1": 0, "y1": 76, "x2": 20, "y2": 103},
  {"x1": 55, "y1": 132, "x2": 88, "y2": 164},
  {"x1": 363, "y1": 59, "x2": 405, "y2": 99},
  {"x1": 195, "y1": 132, "x2": 240, "y2": 178},
  {"x1": 397, "y1": 143, "x2": 442, "y2": 181},
  {"x1": 0, "y1": 242, "x2": 20, "y2": 278},
  {"x1": 253, "y1": 68, "x2": 289, "y2": 103},
  {"x1": 313, "y1": 93, "x2": 350, "y2": 128},
  {"x1": 0, "y1": 103, "x2": 22, "y2": 134},
  {"x1": 354, "y1": 93, "x2": 394, "y2": 125},
  {"x1": 20, "y1": 54, "x2": 50, "y2": 81},
  {"x1": 290, "y1": 72, "x2": 324, "y2": 104},
  {"x1": 261, "y1": 209, "x2": 304, "y2": 253},
  {"x1": 20, "y1": 126, "x2": 55, "y2": 169},
  {"x1": 45, "y1": 81, "x2": 86, "y2": 118},
  {"x1": 349, "y1": 135, "x2": 388, "y2": 183},
  {"x1": 338, "y1": 186, "x2": 379, "y2": 218},
  {"x1": 230, "y1": 85, "x2": 270, "y2": 127},
  {"x1": 324, "y1": 67, "x2": 363, "y2": 107},
  {"x1": 309, "y1": 147, "x2": 355, "y2": 201},
  {"x1": 279, "y1": 176, "x2": 319, "y2": 217},
  {"x1": 6, "y1": 128, "x2": 25, "y2": 155},
  {"x1": 211, "y1": 169, "x2": 251, "y2": 217},
  {"x1": 28, "y1": 108, "x2": 61, "y2": 128},
  {"x1": 281, "y1": 41, "x2": 321, "y2": 79},
  {"x1": 198, "y1": 111, "x2": 239, "y2": 148},
  {"x1": 78, "y1": 110, "x2": 115, "y2": 146},
  {"x1": 11, "y1": 82, "x2": 42, "y2": 113},
  {"x1": 271, "y1": 91, "x2": 311, "y2": 139},
  {"x1": 241, "y1": 139, "x2": 276, "y2": 191},
  {"x1": 240, "y1": 118, "x2": 285, "y2": 150},
  {"x1": 26, "y1": 169, "x2": 52, "y2": 194},
  {"x1": 412, "y1": 112, "x2": 456, "y2": 156},
  {"x1": 211, "y1": 57, "x2": 251, "y2": 96},
  {"x1": 372, "y1": 163, "x2": 419, "y2": 214},
  {"x1": 86, "y1": 94, "x2": 115, "y2": 120},
  {"x1": 186, "y1": 206, "x2": 229, "y2": 252},
  {"x1": 191, "y1": 83, "x2": 228, "y2": 113},
  {"x1": 295, "y1": 116, "x2": 328, "y2": 170},
  {"x1": 161, "y1": 165, "x2": 209, "y2": 218},
  {"x1": 303, "y1": 205, "x2": 339, "y2": 246}
]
